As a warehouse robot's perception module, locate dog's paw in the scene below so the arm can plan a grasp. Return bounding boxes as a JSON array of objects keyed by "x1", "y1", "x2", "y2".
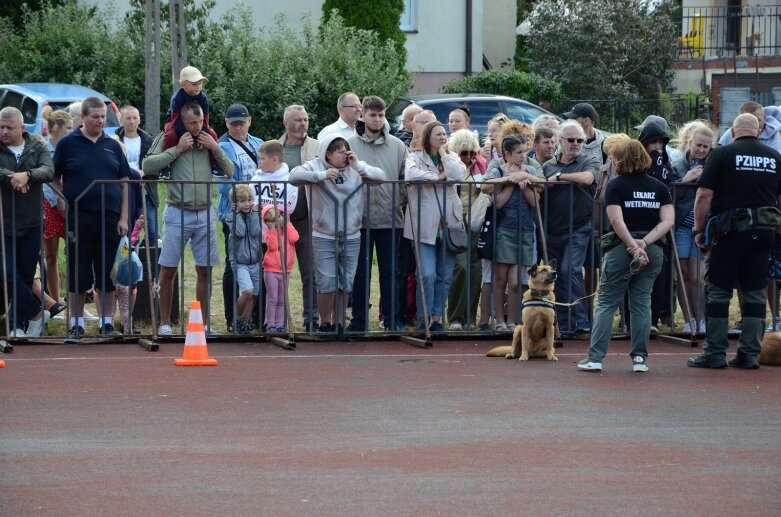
[
  {"x1": 504, "y1": 353, "x2": 517, "y2": 359},
  {"x1": 547, "y1": 354, "x2": 558, "y2": 361},
  {"x1": 519, "y1": 355, "x2": 529, "y2": 361}
]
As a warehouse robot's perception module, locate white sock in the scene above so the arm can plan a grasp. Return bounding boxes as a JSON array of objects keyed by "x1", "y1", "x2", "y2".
[
  {"x1": 102, "y1": 317, "x2": 113, "y2": 326},
  {"x1": 71, "y1": 317, "x2": 85, "y2": 327}
]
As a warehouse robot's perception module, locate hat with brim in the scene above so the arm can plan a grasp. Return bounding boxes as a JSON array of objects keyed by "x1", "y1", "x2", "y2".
[
  {"x1": 634, "y1": 115, "x2": 669, "y2": 132},
  {"x1": 179, "y1": 66, "x2": 208, "y2": 84},
  {"x1": 563, "y1": 103, "x2": 598, "y2": 121},
  {"x1": 225, "y1": 104, "x2": 250, "y2": 123}
]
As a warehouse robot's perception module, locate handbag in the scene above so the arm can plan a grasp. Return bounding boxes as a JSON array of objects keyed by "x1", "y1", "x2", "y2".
[
  {"x1": 476, "y1": 209, "x2": 498, "y2": 260},
  {"x1": 469, "y1": 192, "x2": 492, "y2": 232},
  {"x1": 443, "y1": 219, "x2": 468, "y2": 254}
]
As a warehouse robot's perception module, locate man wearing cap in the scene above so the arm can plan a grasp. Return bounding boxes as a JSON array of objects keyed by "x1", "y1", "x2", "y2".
[
  {"x1": 143, "y1": 101, "x2": 233, "y2": 336},
  {"x1": 317, "y1": 92, "x2": 362, "y2": 141},
  {"x1": 688, "y1": 113, "x2": 781, "y2": 370},
  {"x1": 217, "y1": 104, "x2": 264, "y2": 332},
  {"x1": 718, "y1": 101, "x2": 781, "y2": 154},
  {"x1": 563, "y1": 103, "x2": 609, "y2": 166},
  {"x1": 541, "y1": 120, "x2": 602, "y2": 334},
  {"x1": 280, "y1": 105, "x2": 320, "y2": 330}
]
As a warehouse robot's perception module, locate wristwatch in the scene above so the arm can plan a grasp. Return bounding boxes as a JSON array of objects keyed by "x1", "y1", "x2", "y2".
[{"x1": 554, "y1": 172, "x2": 562, "y2": 181}]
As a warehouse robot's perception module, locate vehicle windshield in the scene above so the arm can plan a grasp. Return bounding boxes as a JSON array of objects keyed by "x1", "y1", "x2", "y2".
[{"x1": 48, "y1": 101, "x2": 120, "y2": 127}]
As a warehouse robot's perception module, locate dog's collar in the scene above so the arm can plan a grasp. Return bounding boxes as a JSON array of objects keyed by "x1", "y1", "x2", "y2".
[{"x1": 529, "y1": 289, "x2": 552, "y2": 299}]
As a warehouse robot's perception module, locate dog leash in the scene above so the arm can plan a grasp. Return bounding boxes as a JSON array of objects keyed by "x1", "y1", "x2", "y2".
[{"x1": 548, "y1": 255, "x2": 647, "y2": 309}]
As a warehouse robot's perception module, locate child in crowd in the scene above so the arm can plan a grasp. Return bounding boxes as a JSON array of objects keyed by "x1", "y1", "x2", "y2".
[
  {"x1": 225, "y1": 184, "x2": 262, "y2": 334},
  {"x1": 251, "y1": 140, "x2": 298, "y2": 226},
  {"x1": 162, "y1": 66, "x2": 219, "y2": 173},
  {"x1": 261, "y1": 206, "x2": 299, "y2": 333}
]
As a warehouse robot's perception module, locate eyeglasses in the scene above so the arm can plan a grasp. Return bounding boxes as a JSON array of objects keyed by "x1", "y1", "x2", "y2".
[
  {"x1": 341, "y1": 104, "x2": 361, "y2": 109},
  {"x1": 565, "y1": 137, "x2": 585, "y2": 144}
]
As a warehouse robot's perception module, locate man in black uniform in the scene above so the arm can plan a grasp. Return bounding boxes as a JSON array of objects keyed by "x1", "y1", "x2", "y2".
[{"x1": 689, "y1": 114, "x2": 781, "y2": 369}]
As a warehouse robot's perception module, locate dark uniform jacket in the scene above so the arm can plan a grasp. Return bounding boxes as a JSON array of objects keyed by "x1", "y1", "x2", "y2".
[{"x1": 0, "y1": 133, "x2": 54, "y2": 235}]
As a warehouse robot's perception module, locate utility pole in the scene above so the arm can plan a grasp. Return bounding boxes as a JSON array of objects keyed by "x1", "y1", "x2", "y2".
[
  {"x1": 144, "y1": 0, "x2": 161, "y2": 135},
  {"x1": 169, "y1": 0, "x2": 188, "y2": 91}
]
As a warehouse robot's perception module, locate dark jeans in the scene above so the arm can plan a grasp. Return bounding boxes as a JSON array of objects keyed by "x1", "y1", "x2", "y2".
[
  {"x1": 351, "y1": 228, "x2": 404, "y2": 330},
  {"x1": 3, "y1": 228, "x2": 43, "y2": 328},
  {"x1": 145, "y1": 194, "x2": 158, "y2": 244},
  {"x1": 546, "y1": 225, "x2": 591, "y2": 331}
]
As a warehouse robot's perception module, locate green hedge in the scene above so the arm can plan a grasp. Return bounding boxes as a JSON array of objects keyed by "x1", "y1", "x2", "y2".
[{"x1": 442, "y1": 69, "x2": 562, "y2": 105}]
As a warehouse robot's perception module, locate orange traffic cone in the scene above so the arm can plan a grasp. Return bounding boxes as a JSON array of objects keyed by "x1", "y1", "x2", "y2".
[
  {"x1": 0, "y1": 359, "x2": 5, "y2": 368},
  {"x1": 175, "y1": 301, "x2": 218, "y2": 366}
]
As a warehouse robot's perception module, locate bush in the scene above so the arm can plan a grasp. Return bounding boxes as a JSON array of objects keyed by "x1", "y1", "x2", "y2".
[{"x1": 441, "y1": 69, "x2": 562, "y2": 106}]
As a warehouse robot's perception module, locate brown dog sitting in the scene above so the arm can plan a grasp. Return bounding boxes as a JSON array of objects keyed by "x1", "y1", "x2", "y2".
[
  {"x1": 486, "y1": 261, "x2": 558, "y2": 362},
  {"x1": 760, "y1": 332, "x2": 781, "y2": 366}
]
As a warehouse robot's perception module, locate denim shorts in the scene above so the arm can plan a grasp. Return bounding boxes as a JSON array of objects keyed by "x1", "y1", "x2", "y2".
[
  {"x1": 675, "y1": 226, "x2": 702, "y2": 259},
  {"x1": 234, "y1": 263, "x2": 260, "y2": 295},
  {"x1": 312, "y1": 236, "x2": 360, "y2": 293}
]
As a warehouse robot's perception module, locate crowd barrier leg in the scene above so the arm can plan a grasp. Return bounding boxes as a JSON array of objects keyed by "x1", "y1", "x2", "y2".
[
  {"x1": 0, "y1": 192, "x2": 12, "y2": 353},
  {"x1": 137, "y1": 193, "x2": 159, "y2": 351},
  {"x1": 660, "y1": 229, "x2": 699, "y2": 347}
]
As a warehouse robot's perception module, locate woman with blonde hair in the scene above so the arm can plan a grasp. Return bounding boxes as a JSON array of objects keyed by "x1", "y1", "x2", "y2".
[
  {"x1": 446, "y1": 129, "x2": 485, "y2": 330},
  {"x1": 480, "y1": 113, "x2": 510, "y2": 162},
  {"x1": 578, "y1": 140, "x2": 674, "y2": 372},
  {"x1": 671, "y1": 120, "x2": 715, "y2": 333}
]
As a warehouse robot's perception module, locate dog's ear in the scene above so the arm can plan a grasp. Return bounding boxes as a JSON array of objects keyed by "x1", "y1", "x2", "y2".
[
  {"x1": 529, "y1": 264, "x2": 538, "y2": 276},
  {"x1": 548, "y1": 259, "x2": 557, "y2": 270}
]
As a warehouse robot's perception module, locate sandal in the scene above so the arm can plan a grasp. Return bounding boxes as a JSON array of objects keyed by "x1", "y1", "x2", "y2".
[
  {"x1": 48, "y1": 302, "x2": 67, "y2": 318},
  {"x1": 495, "y1": 323, "x2": 508, "y2": 332}
]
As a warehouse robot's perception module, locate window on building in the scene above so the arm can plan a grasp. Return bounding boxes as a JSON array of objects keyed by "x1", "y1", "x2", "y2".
[{"x1": 401, "y1": 0, "x2": 418, "y2": 32}]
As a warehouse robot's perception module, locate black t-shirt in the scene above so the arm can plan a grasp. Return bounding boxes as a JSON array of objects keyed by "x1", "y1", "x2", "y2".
[
  {"x1": 604, "y1": 173, "x2": 672, "y2": 232},
  {"x1": 699, "y1": 136, "x2": 781, "y2": 215}
]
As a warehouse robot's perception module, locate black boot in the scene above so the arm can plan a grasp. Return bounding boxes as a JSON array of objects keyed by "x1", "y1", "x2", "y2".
[
  {"x1": 728, "y1": 350, "x2": 760, "y2": 369},
  {"x1": 687, "y1": 353, "x2": 727, "y2": 369}
]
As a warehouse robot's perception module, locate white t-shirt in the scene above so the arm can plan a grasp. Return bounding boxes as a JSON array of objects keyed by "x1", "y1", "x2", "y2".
[
  {"x1": 8, "y1": 143, "x2": 24, "y2": 163},
  {"x1": 123, "y1": 136, "x2": 142, "y2": 170},
  {"x1": 230, "y1": 139, "x2": 259, "y2": 182},
  {"x1": 251, "y1": 164, "x2": 298, "y2": 238}
]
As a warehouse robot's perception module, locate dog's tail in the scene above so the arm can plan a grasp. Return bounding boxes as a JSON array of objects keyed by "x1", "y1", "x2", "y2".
[{"x1": 486, "y1": 345, "x2": 513, "y2": 357}]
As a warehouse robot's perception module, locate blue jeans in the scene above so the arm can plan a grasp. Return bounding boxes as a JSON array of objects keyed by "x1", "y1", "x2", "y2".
[
  {"x1": 351, "y1": 228, "x2": 404, "y2": 329},
  {"x1": 3, "y1": 229, "x2": 43, "y2": 328},
  {"x1": 416, "y1": 239, "x2": 456, "y2": 322},
  {"x1": 145, "y1": 194, "x2": 158, "y2": 244},
  {"x1": 546, "y1": 224, "x2": 591, "y2": 331}
]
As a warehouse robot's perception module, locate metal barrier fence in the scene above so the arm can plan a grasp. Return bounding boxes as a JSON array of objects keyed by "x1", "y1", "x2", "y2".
[{"x1": 3, "y1": 176, "x2": 777, "y2": 347}]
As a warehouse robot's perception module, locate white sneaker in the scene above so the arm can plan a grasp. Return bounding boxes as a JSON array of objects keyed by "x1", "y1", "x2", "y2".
[
  {"x1": 578, "y1": 358, "x2": 602, "y2": 371},
  {"x1": 52, "y1": 311, "x2": 65, "y2": 320},
  {"x1": 11, "y1": 328, "x2": 26, "y2": 338},
  {"x1": 698, "y1": 320, "x2": 707, "y2": 333},
  {"x1": 448, "y1": 322, "x2": 463, "y2": 331},
  {"x1": 633, "y1": 355, "x2": 649, "y2": 373},
  {"x1": 25, "y1": 310, "x2": 51, "y2": 338},
  {"x1": 158, "y1": 324, "x2": 173, "y2": 335},
  {"x1": 83, "y1": 308, "x2": 99, "y2": 321},
  {"x1": 682, "y1": 322, "x2": 692, "y2": 333}
]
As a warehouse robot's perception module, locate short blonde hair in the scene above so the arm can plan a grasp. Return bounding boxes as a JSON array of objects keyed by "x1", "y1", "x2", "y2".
[
  {"x1": 498, "y1": 120, "x2": 534, "y2": 146},
  {"x1": 448, "y1": 129, "x2": 480, "y2": 155},
  {"x1": 603, "y1": 133, "x2": 630, "y2": 160},
  {"x1": 263, "y1": 206, "x2": 281, "y2": 224},
  {"x1": 260, "y1": 140, "x2": 283, "y2": 159},
  {"x1": 231, "y1": 183, "x2": 254, "y2": 201},
  {"x1": 612, "y1": 140, "x2": 651, "y2": 176}
]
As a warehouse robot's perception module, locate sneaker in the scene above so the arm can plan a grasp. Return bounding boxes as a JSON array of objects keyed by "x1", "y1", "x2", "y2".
[
  {"x1": 632, "y1": 356, "x2": 649, "y2": 373},
  {"x1": 204, "y1": 326, "x2": 221, "y2": 336},
  {"x1": 10, "y1": 328, "x2": 26, "y2": 338},
  {"x1": 318, "y1": 323, "x2": 335, "y2": 333},
  {"x1": 728, "y1": 322, "x2": 743, "y2": 335},
  {"x1": 65, "y1": 325, "x2": 84, "y2": 344},
  {"x1": 578, "y1": 358, "x2": 602, "y2": 372},
  {"x1": 682, "y1": 322, "x2": 692, "y2": 333},
  {"x1": 448, "y1": 321, "x2": 463, "y2": 331},
  {"x1": 478, "y1": 323, "x2": 490, "y2": 332},
  {"x1": 25, "y1": 310, "x2": 51, "y2": 338},
  {"x1": 650, "y1": 325, "x2": 659, "y2": 335},
  {"x1": 83, "y1": 308, "x2": 100, "y2": 322},
  {"x1": 158, "y1": 324, "x2": 173, "y2": 336},
  {"x1": 99, "y1": 323, "x2": 122, "y2": 340},
  {"x1": 345, "y1": 323, "x2": 367, "y2": 333},
  {"x1": 429, "y1": 321, "x2": 444, "y2": 332},
  {"x1": 274, "y1": 326, "x2": 287, "y2": 333},
  {"x1": 698, "y1": 320, "x2": 707, "y2": 333},
  {"x1": 766, "y1": 317, "x2": 781, "y2": 333}
]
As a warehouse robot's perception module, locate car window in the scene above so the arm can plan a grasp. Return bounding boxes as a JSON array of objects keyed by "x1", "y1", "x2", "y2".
[
  {"x1": 505, "y1": 102, "x2": 550, "y2": 124},
  {"x1": 21, "y1": 97, "x2": 38, "y2": 124},
  {"x1": 462, "y1": 102, "x2": 503, "y2": 129},
  {"x1": 104, "y1": 102, "x2": 120, "y2": 127},
  {"x1": 1, "y1": 90, "x2": 23, "y2": 110}
]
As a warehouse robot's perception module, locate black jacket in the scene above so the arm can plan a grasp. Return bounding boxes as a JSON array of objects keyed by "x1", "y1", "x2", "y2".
[
  {"x1": 0, "y1": 133, "x2": 54, "y2": 235},
  {"x1": 115, "y1": 127, "x2": 159, "y2": 207}
]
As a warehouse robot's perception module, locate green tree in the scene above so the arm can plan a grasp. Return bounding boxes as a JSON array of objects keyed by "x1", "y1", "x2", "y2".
[
  {"x1": 442, "y1": 69, "x2": 562, "y2": 106},
  {"x1": 524, "y1": 0, "x2": 677, "y2": 100},
  {"x1": 2, "y1": 0, "x2": 66, "y2": 26},
  {"x1": 321, "y1": 0, "x2": 407, "y2": 66}
]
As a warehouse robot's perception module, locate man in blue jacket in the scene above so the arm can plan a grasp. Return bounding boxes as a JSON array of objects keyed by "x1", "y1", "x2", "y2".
[{"x1": 216, "y1": 104, "x2": 263, "y2": 332}]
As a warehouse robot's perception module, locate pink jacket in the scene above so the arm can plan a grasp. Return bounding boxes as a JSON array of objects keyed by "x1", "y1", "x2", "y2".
[{"x1": 261, "y1": 205, "x2": 299, "y2": 273}]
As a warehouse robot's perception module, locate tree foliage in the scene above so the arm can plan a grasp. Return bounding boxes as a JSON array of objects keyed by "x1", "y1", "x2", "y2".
[
  {"x1": 524, "y1": 0, "x2": 678, "y2": 100},
  {"x1": 0, "y1": 3, "x2": 411, "y2": 138},
  {"x1": 441, "y1": 69, "x2": 562, "y2": 106},
  {"x1": 321, "y1": 0, "x2": 407, "y2": 66}
]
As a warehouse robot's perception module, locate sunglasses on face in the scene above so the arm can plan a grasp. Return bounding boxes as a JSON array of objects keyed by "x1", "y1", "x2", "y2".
[
  {"x1": 565, "y1": 137, "x2": 585, "y2": 144},
  {"x1": 459, "y1": 150, "x2": 478, "y2": 157}
]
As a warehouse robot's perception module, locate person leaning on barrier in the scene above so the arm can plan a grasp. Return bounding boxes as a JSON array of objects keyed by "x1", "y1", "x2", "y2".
[
  {"x1": 280, "y1": 104, "x2": 320, "y2": 330},
  {"x1": 347, "y1": 95, "x2": 409, "y2": 333},
  {"x1": 541, "y1": 120, "x2": 601, "y2": 334},
  {"x1": 289, "y1": 134, "x2": 385, "y2": 338},
  {"x1": 0, "y1": 107, "x2": 55, "y2": 338},
  {"x1": 688, "y1": 113, "x2": 781, "y2": 370},
  {"x1": 216, "y1": 103, "x2": 263, "y2": 333},
  {"x1": 577, "y1": 140, "x2": 674, "y2": 373},
  {"x1": 563, "y1": 103, "x2": 608, "y2": 166},
  {"x1": 53, "y1": 97, "x2": 129, "y2": 341},
  {"x1": 404, "y1": 121, "x2": 466, "y2": 332},
  {"x1": 142, "y1": 101, "x2": 233, "y2": 336}
]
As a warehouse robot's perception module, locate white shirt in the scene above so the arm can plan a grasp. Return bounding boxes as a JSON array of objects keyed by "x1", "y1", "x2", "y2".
[
  {"x1": 316, "y1": 117, "x2": 356, "y2": 141},
  {"x1": 230, "y1": 139, "x2": 259, "y2": 182},
  {"x1": 8, "y1": 143, "x2": 24, "y2": 163},
  {"x1": 251, "y1": 165, "x2": 298, "y2": 239},
  {"x1": 123, "y1": 136, "x2": 142, "y2": 170}
]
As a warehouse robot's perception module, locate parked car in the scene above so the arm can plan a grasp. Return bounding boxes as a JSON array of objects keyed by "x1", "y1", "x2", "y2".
[
  {"x1": 386, "y1": 94, "x2": 561, "y2": 138},
  {"x1": 0, "y1": 83, "x2": 121, "y2": 136}
]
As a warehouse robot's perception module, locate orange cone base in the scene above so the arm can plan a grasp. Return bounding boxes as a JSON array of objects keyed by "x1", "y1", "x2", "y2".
[
  {"x1": 175, "y1": 357, "x2": 218, "y2": 366},
  {"x1": 0, "y1": 360, "x2": 5, "y2": 368}
]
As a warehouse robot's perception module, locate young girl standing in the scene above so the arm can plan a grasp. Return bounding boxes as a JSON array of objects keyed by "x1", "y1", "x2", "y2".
[{"x1": 261, "y1": 206, "x2": 299, "y2": 333}]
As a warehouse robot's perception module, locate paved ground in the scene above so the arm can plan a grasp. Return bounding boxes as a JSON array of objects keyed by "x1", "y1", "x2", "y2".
[{"x1": 1, "y1": 337, "x2": 780, "y2": 516}]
